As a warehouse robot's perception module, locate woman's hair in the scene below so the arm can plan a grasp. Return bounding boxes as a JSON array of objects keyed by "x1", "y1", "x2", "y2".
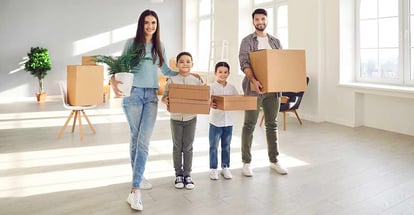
[
  {"x1": 133, "y1": 9, "x2": 165, "y2": 66},
  {"x1": 176, "y1": 51, "x2": 193, "y2": 62},
  {"x1": 214, "y1": 61, "x2": 230, "y2": 73}
]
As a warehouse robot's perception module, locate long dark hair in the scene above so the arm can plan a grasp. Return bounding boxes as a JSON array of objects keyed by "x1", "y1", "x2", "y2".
[{"x1": 133, "y1": 9, "x2": 165, "y2": 66}]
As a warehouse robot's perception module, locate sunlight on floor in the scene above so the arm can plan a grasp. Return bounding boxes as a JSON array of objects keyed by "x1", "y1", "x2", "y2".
[
  {"x1": 0, "y1": 137, "x2": 309, "y2": 198},
  {"x1": 0, "y1": 108, "x2": 171, "y2": 130}
]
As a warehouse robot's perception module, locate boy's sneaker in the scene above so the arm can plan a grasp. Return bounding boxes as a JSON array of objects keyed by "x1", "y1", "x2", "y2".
[
  {"x1": 174, "y1": 175, "x2": 185, "y2": 189},
  {"x1": 184, "y1": 176, "x2": 195, "y2": 190},
  {"x1": 221, "y1": 168, "x2": 232, "y2": 179},
  {"x1": 140, "y1": 177, "x2": 152, "y2": 190},
  {"x1": 209, "y1": 169, "x2": 219, "y2": 180},
  {"x1": 242, "y1": 163, "x2": 254, "y2": 177},
  {"x1": 270, "y1": 162, "x2": 288, "y2": 175},
  {"x1": 127, "y1": 190, "x2": 143, "y2": 211}
]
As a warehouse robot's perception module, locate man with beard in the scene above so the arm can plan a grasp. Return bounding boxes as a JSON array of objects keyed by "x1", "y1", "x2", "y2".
[{"x1": 238, "y1": 8, "x2": 288, "y2": 177}]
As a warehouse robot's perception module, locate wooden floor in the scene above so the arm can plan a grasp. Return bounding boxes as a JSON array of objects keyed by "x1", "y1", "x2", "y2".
[{"x1": 1, "y1": 98, "x2": 414, "y2": 215}]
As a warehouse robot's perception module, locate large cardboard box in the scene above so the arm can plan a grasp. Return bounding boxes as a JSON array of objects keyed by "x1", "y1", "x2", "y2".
[
  {"x1": 81, "y1": 56, "x2": 96, "y2": 65},
  {"x1": 168, "y1": 84, "x2": 210, "y2": 101},
  {"x1": 67, "y1": 65, "x2": 104, "y2": 106},
  {"x1": 249, "y1": 49, "x2": 307, "y2": 92},
  {"x1": 211, "y1": 95, "x2": 257, "y2": 111},
  {"x1": 169, "y1": 98, "x2": 210, "y2": 114}
]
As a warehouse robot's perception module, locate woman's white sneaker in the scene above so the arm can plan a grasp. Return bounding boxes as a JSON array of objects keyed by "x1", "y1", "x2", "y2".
[{"x1": 127, "y1": 190, "x2": 143, "y2": 211}]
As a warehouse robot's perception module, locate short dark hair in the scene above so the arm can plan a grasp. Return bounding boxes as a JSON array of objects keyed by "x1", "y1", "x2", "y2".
[
  {"x1": 252, "y1": 8, "x2": 267, "y2": 18},
  {"x1": 215, "y1": 61, "x2": 230, "y2": 73},
  {"x1": 176, "y1": 51, "x2": 193, "y2": 62}
]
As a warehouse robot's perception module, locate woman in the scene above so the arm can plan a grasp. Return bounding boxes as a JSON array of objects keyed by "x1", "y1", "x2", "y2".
[{"x1": 111, "y1": 9, "x2": 178, "y2": 211}]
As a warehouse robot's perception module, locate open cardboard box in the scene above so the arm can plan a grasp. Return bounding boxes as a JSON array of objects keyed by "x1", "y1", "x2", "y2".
[{"x1": 67, "y1": 65, "x2": 104, "y2": 106}]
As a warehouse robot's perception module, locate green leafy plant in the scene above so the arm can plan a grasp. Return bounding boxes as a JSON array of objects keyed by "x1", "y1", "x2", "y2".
[
  {"x1": 24, "y1": 47, "x2": 52, "y2": 94},
  {"x1": 93, "y1": 46, "x2": 151, "y2": 75}
]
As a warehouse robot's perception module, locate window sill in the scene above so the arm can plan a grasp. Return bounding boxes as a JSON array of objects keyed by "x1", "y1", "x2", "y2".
[{"x1": 338, "y1": 82, "x2": 414, "y2": 99}]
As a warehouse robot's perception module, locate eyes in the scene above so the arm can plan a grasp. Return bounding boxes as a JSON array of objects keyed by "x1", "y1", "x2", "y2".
[
  {"x1": 144, "y1": 21, "x2": 157, "y2": 25},
  {"x1": 178, "y1": 60, "x2": 192, "y2": 64}
]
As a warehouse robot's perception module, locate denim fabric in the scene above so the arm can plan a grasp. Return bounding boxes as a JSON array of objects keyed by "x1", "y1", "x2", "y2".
[
  {"x1": 241, "y1": 92, "x2": 280, "y2": 163},
  {"x1": 170, "y1": 117, "x2": 197, "y2": 177},
  {"x1": 122, "y1": 87, "x2": 158, "y2": 188},
  {"x1": 209, "y1": 123, "x2": 233, "y2": 169}
]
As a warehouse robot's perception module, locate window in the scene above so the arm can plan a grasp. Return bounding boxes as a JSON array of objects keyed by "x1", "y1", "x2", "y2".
[
  {"x1": 197, "y1": 0, "x2": 213, "y2": 71},
  {"x1": 358, "y1": 0, "x2": 414, "y2": 86}
]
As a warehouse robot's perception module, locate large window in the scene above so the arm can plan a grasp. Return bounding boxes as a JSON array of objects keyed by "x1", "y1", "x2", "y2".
[
  {"x1": 197, "y1": 0, "x2": 213, "y2": 71},
  {"x1": 358, "y1": 0, "x2": 414, "y2": 86}
]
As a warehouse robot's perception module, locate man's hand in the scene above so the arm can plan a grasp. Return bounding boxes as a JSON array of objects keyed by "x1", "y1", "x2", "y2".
[
  {"x1": 110, "y1": 76, "x2": 124, "y2": 97},
  {"x1": 252, "y1": 79, "x2": 264, "y2": 94}
]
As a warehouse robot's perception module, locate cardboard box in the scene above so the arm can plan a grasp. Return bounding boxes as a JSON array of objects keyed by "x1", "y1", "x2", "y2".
[
  {"x1": 168, "y1": 84, "x2": 210, "y2": 101},
  {"x1": 81, "y1": 56, "x2": 96, "y2": 65},
  {"x1": 67, "y1": 65, "x2": 104, "y2": 106},
  {"x1": 169, "y1": 98, "x2": 210, "y2": 114},
  {"x1": 211, "y1": 95, "x2": 257, "y2": 111},
  {"x1": 249, "y1": 49, "x2": 307, "y2": 92}
]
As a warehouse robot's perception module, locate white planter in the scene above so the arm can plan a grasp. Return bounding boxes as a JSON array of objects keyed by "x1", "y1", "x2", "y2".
[{"x1": 114, "y1": 72, "x2": 134, "y2": 97}]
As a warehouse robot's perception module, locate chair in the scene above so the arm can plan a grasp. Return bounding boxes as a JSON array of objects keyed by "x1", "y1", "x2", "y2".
[
  {"x1": 260, "y1": 76, "x2": 309, "y2": 130},
  {"x1": 57, "y1": 81, "x2": 96, "y2": 140}
]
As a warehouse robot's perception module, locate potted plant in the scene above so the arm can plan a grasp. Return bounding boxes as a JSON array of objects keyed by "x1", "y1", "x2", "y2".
[
  {"x1": 24, "y1": 47, "x2": 52, "y2": 102},
  {"x1": 93, "y1": 46, "x2": 150, "y2": 97}
]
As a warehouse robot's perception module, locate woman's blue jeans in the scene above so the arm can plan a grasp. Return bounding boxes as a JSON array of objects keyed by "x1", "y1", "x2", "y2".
[
  {"x1": 122, "y1": 87, "x2": 158, "y2": 189},
  {"x1": 209, "y1": 123, "x2": 233, "y2": 169}
]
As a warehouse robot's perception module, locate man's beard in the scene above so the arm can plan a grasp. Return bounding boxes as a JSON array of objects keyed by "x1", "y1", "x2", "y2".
[{"x1": 255, "y1": 24, "x2": 266, "y2": 32}]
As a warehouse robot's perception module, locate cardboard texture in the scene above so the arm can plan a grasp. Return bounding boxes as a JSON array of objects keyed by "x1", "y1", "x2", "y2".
[
  {"x1": 67, "y1": 65, "x2": 104, "y2": 106},
  {"x1": 81, "y1": 56, "x2": 96, "y2": 65},
  {"x1": 168, "y1": 84, "x2": 210, "y2": 101},
  {"x1": 249, "y1": 49, "x2": 307, "y2": 93},
  {"x1": 169, "y1": 98, "x2": 210, "y2": 114},
  {"x1": 211, "y1": 95, "x2": 257, "y2": 111}
]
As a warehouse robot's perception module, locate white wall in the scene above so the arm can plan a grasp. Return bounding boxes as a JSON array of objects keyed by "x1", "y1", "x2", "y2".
[{"x1": 0, "y1": 0, "x2": 182, "y2": 100}]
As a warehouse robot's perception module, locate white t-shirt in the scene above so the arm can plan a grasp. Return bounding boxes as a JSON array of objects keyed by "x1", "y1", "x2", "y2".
[
  {"x1": 257, "y1": 35, "x2": 272, "y2": 50},
  {"x1": 209, "y1": 81, "x2": 239, "y2": 127}
]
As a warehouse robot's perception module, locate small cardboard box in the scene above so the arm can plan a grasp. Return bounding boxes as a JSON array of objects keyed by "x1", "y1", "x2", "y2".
[
  {"x1": 81, "y1": 56, "x2": 96, "y2": 65},
  {"x1": 168, "y1": 84, "x2": 210, "y2": 101},
  {"x1": 67, "y1": 65, "x2": 104, "y2": 106},
  {"x1": 249, "y1": 49, "x2": 307, "y2": 92},
  {"x1": 211, "y1": 95, "x2": 257, "y2": 111},
  {"x1": 169, "y1": 98, "x2": 210, "y2": 114}
]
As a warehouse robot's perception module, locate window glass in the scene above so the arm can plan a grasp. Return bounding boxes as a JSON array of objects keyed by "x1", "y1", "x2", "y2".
[
  {"x1": 199, "y1": 0, "x2": 211, "y2": 16},
  {"x1": 198, "y1": 19, "x2": 211, "y2": 70}
]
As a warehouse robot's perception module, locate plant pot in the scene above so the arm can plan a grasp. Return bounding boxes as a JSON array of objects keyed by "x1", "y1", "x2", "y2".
[
  {"x1": 36, "y1": 92, "x2": 47, "y2": 103},
  {"x1": 115, "y1": 72, "x2": 134, "y2": 97}
]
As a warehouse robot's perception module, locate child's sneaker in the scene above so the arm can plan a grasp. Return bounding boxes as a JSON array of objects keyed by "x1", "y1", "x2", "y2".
[
  {"x1": 209, "y1": 169, "x2": 219, "y2": 180},
  {"x1": 174, "y1": 175, "x2": 185, "y2": 189},
  {"x1": 184, "y1": 176, "x2": 195, "y2": 190},
  {"x1": 221, "y1": 168, "x2": 232, "y2": 179},
  {"x1": 126, "y1": 190, "x2": 143, "y2": 211}
]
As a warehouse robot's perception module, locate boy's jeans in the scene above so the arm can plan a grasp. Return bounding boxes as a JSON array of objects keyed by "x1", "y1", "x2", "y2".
[{"x1": 209, "y1": 124, "x2": 233, "y2": 169}]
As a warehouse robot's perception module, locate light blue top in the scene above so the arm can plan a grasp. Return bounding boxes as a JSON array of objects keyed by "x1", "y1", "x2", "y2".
[{"x1": 122, "y1": 38, "x2": 178, "y2": 89}]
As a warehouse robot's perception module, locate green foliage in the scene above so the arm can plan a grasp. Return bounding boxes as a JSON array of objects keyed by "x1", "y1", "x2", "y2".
[
  {"x1": 24, "y1": 47, "x2": 52, "y2": 93},
  {"x1": 93, "y1": 45, "x2": 151, "y2": 75}
]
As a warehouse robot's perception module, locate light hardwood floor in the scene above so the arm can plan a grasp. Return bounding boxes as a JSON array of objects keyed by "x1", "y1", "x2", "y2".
[{"x1": 1, "y1": 98, "x2": 414, "y2": 215}]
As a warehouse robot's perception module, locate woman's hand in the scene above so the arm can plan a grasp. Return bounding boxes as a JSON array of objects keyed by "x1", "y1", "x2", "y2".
[{"x1": 110, "y1": 76, "x2": 124, "y2": 97}]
